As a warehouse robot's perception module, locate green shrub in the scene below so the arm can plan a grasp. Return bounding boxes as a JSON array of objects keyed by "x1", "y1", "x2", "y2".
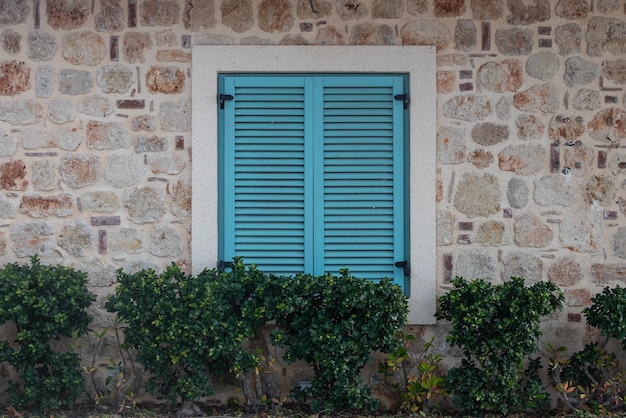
[
  {"x1": 271, "y1": 269, "x2": 408, "y2": 412},
  {"x1": 435, "y1": 276, "x2": 564, "y2": 416},
  {"x1": 0, "y1": 256, "x2": 95, "y2": 411},
  {"x1": 585, "y1": 286, "x2": 626, "y2": 348}
]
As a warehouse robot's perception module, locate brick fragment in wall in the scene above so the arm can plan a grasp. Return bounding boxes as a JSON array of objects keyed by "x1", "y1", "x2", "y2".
[
  {"x1": 46, "y1": 0, "x2": 89, "y2": 30},
  {"x1": 476, "y1": 59, "x2": 522, "y2": 92},
  {"x1": 555, "y1": 23, "x2": 582, "y2": 56},
  {"x1": 184, "y1": 0, "x2": 216, "y2": 30},
  {"x1": 476, "y1": 220, "x2": 506, "y2": 246},
  {"x1": 453, "y1": 173, "x2": 501, "y2": 218},
  {"x1": 436, "y1": 209, "x2": 455, "y2": 246},
  {"x1": 11, "y1": 221, "x2": 56, "y2": 257},
  {"x1": 90, "y1": 216, "x2": 120, "y2": 226},
  {"x1": 456, "y1": 248, "x2": 497, "y2": 282},
  {"x1": 349, "y1": 23, "x2": 393, "y2": 45},
  {"x1": 296, "y1": 0, "x2": 332, "y2": 19},
  {"x1": 139, "y1": 0, "x2": 180, "y2": 26},
  {"x1": 559, "y1": 210, "x2": 602, "y2": 253},
  {"x1": 506, "y1": 0, "x2": 550, "y2": 25},
  {"x1": 502, "y1": 251, "x2": 543, "y2": 284},
  {"x1": 28, "y1": 31, "x2": 58, "y2": 62},
  {"x1": 401, "y1": 19, "x2": 450, "y2": 51}
]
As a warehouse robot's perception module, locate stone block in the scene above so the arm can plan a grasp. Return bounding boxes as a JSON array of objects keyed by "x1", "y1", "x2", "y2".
[
  {"x1": 555, "y1": 23, "x2": 582, "y2": 56},
  {"x1": 471, "y1": 122, "x2": 510, "y2": 146},
  {"x1": 572, "y1": 88, "x2": 600, "y2": 110},
  {"x1": 184, "y1": 0, "x2": 216, "y2": 30},
  {"x1": 582, "y1": 175, "x2": 616, "y2": 206},
  {"x1": 139, "y1": 0, "x2": 180, "y2": 26},
  {"x1": 0, "y1": 0, "x2": 29, "y2": 26},
  {"x1": 564, "y1": 288, "x2": 591, "y2": 307},
  {"x1": 0, "y1": 159, "x2": 27, "y2": 190},
  {"x1": 476, "y1": 220, "x2": 507, "y2": 246},
  {"x1": 586, "y1": 17, "x2": 626, "y2": 56},
  {"x1": 123, "y1": 32, "x2": 152, "y2": 63},
  {"x1": 434, "y1": 0, "x2": 465, "y2": 17},
  {"x1": 19, "y1": 194, "x2": 73, "y2": 218},
  {"x1": 150, "y1": 225, "x2": 182, "y2": 257},
  {"x1": 58, "y1": 69, "x2": 93, "y2": 95},
  {"x1": 555, "y1": 0, "x2": 589, "y2": 19},
  {"x1": 502, "y1": 251, "x2": 543, "y2": 284},
  {"x1": 104, "y1": 152, "x2": 146, "y2": 187},
  {"x1": 86, "y1": 120, "x2": 131, "y2": 150},
  {"x1": 588, "y1": 108, "x2": 626, "y2": 142},
  {"x1": 0, "y1": 196, "x2": 16, "y2": 219},
  {"x1": 470, "y1": 0, "x2": 502, "y2": 19},
  {"x1": 454, "y1": 173, "x2": 501, "y2": 218},
  {"x1": 373, "y1": 0, "x2": 403, "y2": 18},
  {"x1": 159, "y1": 99, "x2": 191, "y2": 131},
  {"x1": 27, "y1": 31, "x2": 57, "y2": 61},
  {"x1": 564, "y1": 56, "x2": 599, "y2": 87},
  {"x1": 513, "y1": 83, "x2": 559, "y2": 113},
  {"x1": 443, "y1": 94, "x2": 491, "y2": 121},
  {"x1": 149, "y1": 154, "x2": 186, "y2": 175},
  {"x1": 60, "y1": 153, "x2": 102, "y2": 189},
  {"x1": 32, "y1": 160, "x2": 57, "y2": 191},
  {"x1": 437, "y1": 126, "x2": 466, "y2": 164},
  {"x1": 58, "y1": 220, "x2": 93, "y2": 256},
  {"x1": 82, "y1": 191, "x2": 120, "y2": 213},
  {"x1": 436, "y1": 209, "x2": 455, "y2": 245},
  {"x1": 145, "y1": 65, "x2": 185, "y2": 94},
  {"x1": 171, "y1": 180, "x2": 191, "y2": 217},
  {"x1": 35, "y1": 65, "x2": 54, "y2": 97},
  {"x1": 46, "y1": 0, "x2": 89, "y2": 29},
  {"x1": 455, "y1": 248, "x2": 497, "y2": 281},
  {"x1": 258, "y1": 0, "x2": 294, "y2": 32},
  {"x1": 498, "y1": 144, "x2": 546, "y2": 176},
  {"x1": 533, "y1": 175, "x2": 577, "y2": 206},
  {"x1": 495, "y1": 28, "x2": 532, "y2": 55},
  {"x1": 516, "y1": 114, "x2": 545, "y2": 140},
  {"x1": 47, "y1": 98, "x2": 75, "y2": 124},
  {"x1": 476, "y1": 59, "x2": 523, "y2": 92},
  {"x1": 110, "y1": 227, "x2": 143, "y2": 254},
  {"x1": 96, "y1": 64, "x2": 134, "y2": 93},
  {"x1": 591, "y1": 263, "x2": 626, "y2": 284},
  {"x1": 62, "y1": 32, "x2": 106, "y2": 66},
  {"x1": 316, "y1": 27, "x2": 345, "y2": 45},
  {"x1": 0, "y1": 99, "x2": 43, "y2": 125},
  {"x1": 95, "y1": 0, "x2": 125, "y2": 32},
  {"x1": 514, "y1": 212, "x2": 553, "y2": 248},
  {"x1": 408, "y1": 0, "x2": 428, "y2": 15},
  {"x1": 401, "y1": 20, "x2": 450, "y2": 51},
  {"x1": 78, "y1": 94, "x2": 114, "y2": 116},
  {"x1": 467, "y1": 148, "x2": 493, "y2": 168},
  {"x1": 124, "y1": 186, "x2": 166, "y2": 224},
  {"x1": 11, "y1": 221, "x2": 56, "y2": 257},
  {"x1": 602, "y1": 59, "x2": 626, "y2": 85},
  {"x1": 507, "y1": 177, "x2": 529, "y2": 209},
  {"x1": 0, "y1": 129, "x2": 16, "y2": 157},
  {"x1": 506, "y1": 0, "x2": 550, "y2": 25},
  {"x1": 526, "y1": 51, "x2": 559, "y2": 81},
  {"x1": 350, "y1": 23, "x2": 393, "y2": 45},
  {"x1": 0, "y1": 60, "x2": 29, "y2": 96},
  {"x1": 559, "y1": 210, "x2": 602, "y2": 253},
  {"x1": 23, "y1": 127, "x2": 82, "y2": 151}
]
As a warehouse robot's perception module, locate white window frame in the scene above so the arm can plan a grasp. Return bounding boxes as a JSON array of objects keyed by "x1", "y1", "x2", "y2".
[{"x1": 192, "y1": 46, "x2": 436, "y2": 324}]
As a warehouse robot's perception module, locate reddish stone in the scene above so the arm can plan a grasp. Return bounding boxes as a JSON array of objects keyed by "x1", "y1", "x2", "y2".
[
  {"x1": 437, "y1": 70, "x2": 455, "y2": 93},
  {"x1": 588, "y1": 108, "x2": 626, "y2": 142},
  {"x1": 548, "y1": 256, "x2": 583, "y2": 286},
  {"x1": 564, "y1": 288, "x2": 592, "y2": 307},
  {"x1": 548, "y1": 115, "x2": 585, "y2": 140},
  {"x1": 555, "y1": 0, "x2": 589, "y2": 19},
  {"x1": 47, "y1": 0, "x2": 89, "y2": 30},
  {"x1": 258, "y1": 0, "x2": 294, "y2": 32},
  {"x1": 146, "y1": 66, "x2": 185, "y2": 94},
  {"x1": 0, "y1": 159, "x2": 27, "y2": 190},
  {"x1": 468, "y1": 148, "x2": 493, "y2": 168},
  {"x1": 434, "y1": 0, "x2": 465, "y2": 17},
  {"x1": 476, "y1": 59, "x2": 523, "y2": 93},
  {"x1": 315, "y1": 27, "x2": 345, "y2": 45},
  {"x1": 123, "y1": 32, "x2": 152, "y2": 64},
  {"x1": 436, "y1": 168, "x2": 443, "y2": 202},
  {"x1": 0, "y1": 60, "x2": 29, "y2": 96},
  {"x1": 19, "y1": 194, "x2": 74, "y2": 218}
]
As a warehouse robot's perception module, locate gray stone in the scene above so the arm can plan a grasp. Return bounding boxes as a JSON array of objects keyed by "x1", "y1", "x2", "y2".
[
  {"x1": 555, "y1": 23, "x2": 582, "y2": 56},
  {"x1": 455, "y1": 248, "x2": 497, "y2": 281},
  {"x1": 572, "y1": 88, "x2": 600, "y2": 111},
  {"x1": 548, "y1": 257, "x2": 583, "y2": 286},
  {"x1": 1, "y1": 29, "x2": 20, "y2": 54},
  {"x1": 47, "y1": 98, "x2": 75, "y2": 124},
  {"x1": 258, "y1": 0, "x2": 294, "y2": 32},
  {"x1": 560, "y1": 210, "x2": 602, "y2": 253},
  {"x1": 471, "y1": 122, "x2": 510, "y2": 146},
  {"x1": 401, "y1": 20, "x2": 450, "y2": 51},
  {"x1": 123, "y1": 32, "x2": 152, "y2": 64},
  {"x1": 131, "y1": 115, "x2": 157, "y2": 132},
  {"x1": 139, "y1": 0, "x2": 180, "y2": 26},
  {"x1": 437, "y1": 126, "x2": 466, "y2": 164},
  {"x1": 476, "y1": 59, "x2": 523, "y2": 93},
  {"x1": 454, "y1": 173, "x2": 501, "y2": 218},
  {"x1": 350, "y1": 23, "x2": 394, "y2": 45},
  {"x1": 596, "y1": 0, "x2": 619, "y2": 13},
  {"x1": 442, "y1": 95, "x2": 491, "y2": 121},
  {"x1": 436, "y1": 209, "x2": 455, "y2": 245},
  {"x1": 58, "y1": 69, "x2": 93, "y2": 95},
  {"x1": 110, "y1": 227, "x2": 143, "y2": 254},
  {"x1": 27, "y1": 31, "x2": 57, "y2": 62},
  {"x1": 160, "y1": 99, "x2": 191, "y2": 131},
  {"x1": 507, "y1": 177, "x2": 529, "y2": 209},
  {"x1": 533, "y1": 175, "x2": 578, "y2": 206},
  {"x1": 0, "y1": 100, "x2": 43, "y2": 125},
  {"x1": 498, "y1": 144, "x2": 546, "y2": 176},
  {"x1": 0, "y1": 0, "x2": 29, "y2": 26},
  {"x1": 563, "y1": 143, "x2": 594, "y2": 177},
  {"x1": 60, "y1": 153, "x2": 102, "y2": 189},
  {"x1": 372, "y1": 0, "x2": 403, "y2": 18},
  {"x1": 336, "y1": 0, "x2": 368, "y2": 20},
  {"x1": 124, "y1": 186, "x2": 166, "y2": 224},
  {"x1": 513, "y1": 83, "x2": 559, "y2": 113},
  {"x1": 96, "y1": 64, "x2": 134, "y2": 93},
  {"x1": 123, "y1": 259, "x2": 158, "y2": 274},
  {"x1": 135, "y1": 135, "x2": 167, "y2": 152},
  {"x1": 95, "y1": 0, "x2": 125, "y2": 32},
  {"x1": 516, "y1": 114, "x2": 544, "y2": 140},
  {"x1": 150, "y1": 225, "x2": 182, "y2": 257},
  {"x1": 149, "y1": 154, "x2": 186, "y2": 175},
  {"x1": 296, "y1": 0, "x2": 331, "y2": 19},
  {"x1": 476, "y1": 220, "x2": 507, "y2": 246},
  {"x1": 514, "y1": 212, "x2": 553, "y2": 248},
  {"x1": 526, "y1": 52, "x2": 559, "y2": 81},
  {"x1": 58, "y1": 220, "x2": 93, "y2": 256},
  {"x1": 582, "y1": 175, "x2": 616, "y2": 206},
  {"x1": 502, "y1": 251, "x2": 543, "y2": 284},
  {"x1": 0, "y1": 129, "x2": 16, "y2": 156},
  {"x1": 564, "y1": 57, "x2": 599, "y2": 87},
  {"x1": 495, "y1": 96, "x2": 512, "y2": 120},
  {"x1": 555, "y1": 0, "x2": 589, "y2": 19},
  {"x1": 506, "y1": 0, "x2": 550, "y2": 25},
  {"x1": 32, "y1": 160, "x2": 57, "y2": 191},
  {"x1": 35, "y1": 65, "x2": 55, "y2": 98},
  {"x1": 586, "y1": 17, "x2": 626, "y2": 56},
  {"x1": 184, "y1": 0, "x2": 216, "y2": 30},
  {"x1": 614, "y1": 227, "x2": 626, "y2": 259},
  {"x1": 104, "y1": 153, "x2": 146, "y2": 187},
  {"x1": 22, "y1": 127, "x2": 82, "y2": 151},
  {"x1": 0, "y1": 196, "x2": 15, "y2": 218},
  {"x1": 78, "y1": 94, "x2": 114, "y2": 116},
  {"x1": 471, "y1": 0, "x2": 503, "y2": 19},
  {"x1": 407, "y1": 0, "x2": 428, "y2": 15},
  {"x1": 221, "y1": 0, "x2": 255, "y2": 33},
  {"x1": 86, "y1": 120, "x2": 131, "y2": 150},
  {"x1": 82, "y1": 191, "x2": 120, "y2": 213},
  {"x1": 171, "y1": 180, "x2": 191, "y2": 217},
  {"x1": 156, "y1": 30, "x2": 177, "y2": 47},
  {"x1": 454, "y1": 19, "x2": 476, "y2": 52},
  {"x1": 62, "y1": 32, "x2": 106, "y2": 66},
  {"x1": 11, "y1": 221, "x2": 56, "y2": 257},
  {"x1": 495, "y1": 28, "x2": 532, "y2": 56},
  {"x1": 79, "y1": 258, "x2": 117, "y2": 287},
  {"x1": 602, "y1": 60, "x2": 626, "y2": 85}
]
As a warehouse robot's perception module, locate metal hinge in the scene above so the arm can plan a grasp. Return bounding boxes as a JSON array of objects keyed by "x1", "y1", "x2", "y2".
[
  {"x1": 217, "y1": 260, "x2": 233, "y2": 272},
  {"x1": 218, "y1": 93, "x2": 234, "y2": 109},
  {"x1": 395, "y1": 260, "x2": 411, "y2": 277},
  {"x1": 394, "y1": 94, "x2": 409, "y2": 109}
]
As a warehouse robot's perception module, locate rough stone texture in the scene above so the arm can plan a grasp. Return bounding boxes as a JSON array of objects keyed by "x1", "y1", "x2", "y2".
[
  {"x1": 513, "y1": 83, "x2": 559, "y2": 113},
  {"x1": 350, "y1": 24, "x2": 394, "y2": 45},
  {"x1": 443, "y1": 95, "x2": 491, "y2": 121},
  {"x1": 564, "y1": 288, "x2": 591, "y2": 307},
  {"x1": 588, "y1": 108, "x2": 626, "y2": 142},
  {"x1": 150, "y1": 225, "x2": 182, "y2": 257},
  {"x1": 434, "y1": 0, "x2": 465, "y2": 17},
  {"x1": 184, "y1": 0, "x2": 216, "y2": 30},
  {"x1": 572, "y1": 88, "x2": 601, "y2": 111},
  {"x1": 35, "y1": 66, "x2": 54, "y2": 98},
  {"x1": 563, "y1": 143, "x2": 594, "y2": 177},
  {"x1": 96, "y1": 64, "x2": 134, "y2": 93},
  {"x1": 156, "y1": 50, "x2": 192, "y2": 63},
  {"x1": 467, "y1": 148, "x2": 493, "y2": 169},
  {"x1": 437, "y1": 126, "x2": 465, "y2": 164},
  {"x1": 0, "y1": 159, "x2": 27, "y2": 191},
  {"x1": 86, "y1": 121, "x2": 131, "y2": 150},
  {"x1": 0, "y1": 60, "x2": 29, "y2": 96},
  {"x1": 337, "y1": 0, "x2": 368, "y2": 20},
  {"x1": 1, "y1": 29, "x2": 20, "y2": 54},
  {"x1": 454, "y1": 173, "x2": 501, "y2": 218},
  {"x1": 564, "y1": 57, "x2": 600, "y2": 87},
  {"x1": 47, "y1": 98, "x2": 75, "y2": 124},
  {"x1": 58, "y1": 69, "x2": 93, "y2": 95},
  {"x1": 526, "y1": 52, "x2": 559, "y2": 81},
  {"x1": 476, "y1": 220, "x2": 507, "y2": 246},
  {"x1": 533, "y1": 176, "x2": 578, "y2": 206},
  {"x1": 62, "y1": 32, "x2": 106, "y2": 66},
  {"x1": 372, "y1": 0, "x2": 403, "y2": 18},
  {"x1": 32, "y1": 160, "x2": 57, "y2": 191},
  {"x1": 613, "y1": 227, "x2": 626, "y2": 259},
  {"x1": 123, "y1": 259, "x2": 158, "y2": 274},
  {"x1": 591, "y1": 263, "x2": 626, "y2": 284},
  {"x1": 560, "y1": 210, "x2": 602, "y2": 253},
  {"x1": 258, "y1": 0, "x2": 294, "y2": 32},
  {"x1": 407, "y1": 0, "x2": 428, "y2": 15},
  {"x1": 11, "y1": 222, "x2": 55, "y2": 257},
  {"x1": 514, "y1": 212, "x2": 553, "y2": 248},
  {"x1": 123, "y1": 32, "x2": 152, "y2": 64},
  {"x1": 0, "y1": 100, "x2": 43, "y2": 125},
  {"x1": 471, "y1": 0, "x2": 502, "y2": 19},
  {"x1": 436, "y1": 209, "x2": 455, "y2": 245},
  {"x1": 140, "y1": 0, "x2": 180, "y2": 26},
  {"x1": 58, "y1": 220, "x2": 93, "y2": 256},
  {"x1": 401, "y1": 20, "x2": 450, "y2": 51},
  {"x1": 82, "y1": 191, "x2": 120, "y2": 213},
  {"x1": 160, "y1": 99, "x2": 191, "y2": 131},
  {"x1": 296, "y1": 0, "x2": 331, "y2": 18},
  {"x1": 581, "y1": 175, "x2": 615, "y2": 206},
  {"x1": 316, "y1": 27, "x2": 345, "y2": 45},
  {"x1": 507, "y1": 177, "x2": 529, "y2": 209},
  {"x1": 60, "y1": 153, "x2": 101, "y2": 189},
  {"x1": 555, "y1": 0, "x2": 589, "y2": 19},
  {"x1": 27, "y1": 31, "x2": 57, "y2": 62},
  {"x1": 95, "y1": 0, "x2": 125, "y2": 32},
  {"x1": 471, "y1": 122, "x2": 510, "y2": 146},
  {"x1": 495, "y1": 28, "x2": 532, "y2": 55},
  {"x1": 0, "y1": 197, "x2": 15, "y2": 218},
  {"x1": 498, "y1": 144, "x2": 546, "y2": 176},
  {"x1": 602, "y1": 60, "x2": 626, "y2": 85},
  {"x1": 135, "y1": 135, "x2": 167, "y2": 152},
  {"x1": 586, "y1": 17, "x2": 626, "y2": 57},
  {"x1": 80, "y1": 259, "x2": 117, "y2": 288},
  {"x1": 455, "y1": 248, "x2": 497, "y2": 281},
  {"x1": 23, "y1": 127, "x2": 82, "y2": 150},
  {"x1": 104, "y1": 153, "x2": 146, "y2": 187},
  {"x1": 516, "y1": 114, "x2": 544, "y2": 140},
  {"x1": 124, "y1": 186, "x2": 166, "y2": 224},
  {"x1": 548, "y1": 115, "x2": 585, "y2": 140},
  {"x1": 280, "y1": 34, "x2": 308, "y2": 45},
  {"x1": 150, "y1": 154, "x2": 186, "y2": 175},
  {"x1": 506, "y1": 0, "x2": 550, "y2": 25},
  {"x1": 110, "y1": 227, "x2": 144, "y2": 254},
  {"x1": 495, "y1": 96, "x2": 512, "y2": 120},
  {"x1": 0, "y1": 0, "x2": 29, "y2": 26},
  {"x1": 555, "y1": 23, "x2": 582, "y2": 56},
  {"x1": 78, "y1": 94, "x2": 114, "y2": 116},
  {"x1": 0, "y1": 130, "x2": 16, "y2": 157},
  {"x1": 47, "y1": 0, "x2": 89, "y2": 30},
  {"x1": 145, "y1": 66, "x2": 185, "y2": 94},
  {"x1": 437, "y1": 70, "x2": 455, "y2": 93},
  {"x1": 131, "y1": 116, "x2": 157, "y2": 132},
  {"x1": 171, "y1": 180, "x2": 191, "y2": 217},
  {"x1": 502, "y1": 251, "x2": 543, "y2": 284},
  {"x1": 476, "y1": 59, "x2": 523, "y2": 93}
]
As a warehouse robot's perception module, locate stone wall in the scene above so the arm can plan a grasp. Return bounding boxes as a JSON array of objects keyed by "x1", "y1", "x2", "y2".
[{"x1": 1, "y1": 0, "x2": 626, "y2": 405}]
